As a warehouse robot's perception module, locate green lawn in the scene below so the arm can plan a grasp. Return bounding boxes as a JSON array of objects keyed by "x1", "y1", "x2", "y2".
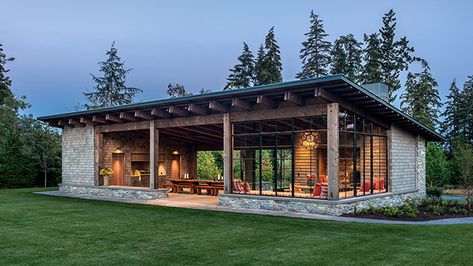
[{"x1": 1, "y1": 188, "x2": 472, "y2": 265}]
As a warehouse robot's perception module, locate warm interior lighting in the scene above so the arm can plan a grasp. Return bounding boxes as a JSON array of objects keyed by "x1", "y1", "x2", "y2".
[
  {"x1": 114, "y1": 147, "x2": 124, "y2": 153},
  {"x1": 300, "y1": 130, "x2": 321, "y2": 150},
  {"x1": 172, "y1": 150, "x2": 179, "y2": 155}
]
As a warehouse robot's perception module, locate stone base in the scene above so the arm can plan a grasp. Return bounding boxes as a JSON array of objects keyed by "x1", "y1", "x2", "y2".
[
  {"x1": 59, "y1": 184, "x2": 168, "y2": 200},
  {"x1": 218, "y1": 190, "x2": 424, "y2": 216}
]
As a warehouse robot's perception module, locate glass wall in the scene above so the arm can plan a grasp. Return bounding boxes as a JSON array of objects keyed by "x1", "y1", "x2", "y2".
[
  {"x1": 232, "y1": 116, "x2": 328, "y2": 198},
  {"x1": 338, "y1": 109, "x2": 388, "y2": 199}
]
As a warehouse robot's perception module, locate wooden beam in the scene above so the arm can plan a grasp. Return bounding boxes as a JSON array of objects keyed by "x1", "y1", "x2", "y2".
[
  {"x1": 256, "y1": 95, "x2": 276, "y2": 108},
  {"x1": 151, "y1": 108, "x2": 170, "y2": 119},
  {"x1": 209, "y1": 100, "x2": 228, "y2": 113},
  {"x1": 232, "y1": 98, "x2": 251, "y2": 110},
  {"x1": 223, "y1": 113, "x2": 232, "y2": 194},
  {"x1": 149, "y1": 121, "x2": 158, "y2": 188},
  {"x1": 134, "y1": 110, "x2": 153, "y2": 120},
  {"x1": 47, "y1": 121, "x2": 63, "y2": 128},
  {"x1": 187, "y1": 103, "x2": 208, "y2": 115},
  {"x1": 168, "y1": 106, "x2": 188, "y2": 117},
  {"x1": 156, "y1": 113, "x2": 223, "y2": 128},
  {"x1": 314, "y1": 87, "x2": 389, "y2": 128},
  {"x1": 105, "y1": 114, "x2": 124, "y2": 123},
  {"x1": 120, "y1": 112, "x2": 139, "y2": 122},
  {"x1": 327, "y1": 103, "x2": 339, "y2": 200},
  {"x1": 68, "y1": 119, "x2": 85, "y2": 127},
  {"x1": 231, "y1": 104, "x2": 325, "y2": 123},
  {"x1": 284, "y1": 91, "x2": 304, "y2": 105},
  {"x1": 58, "y1": 120, "x2": 72, "y2": 127},
  {"x1": 92, "y1": 116, "x2": 107, "y2": 124},
  {"x1": 97, "y1": 121, "x2": 150, "y2": 133},
  {"x1": 80, "y1": 117, "x2": 98, "y2": 126}
]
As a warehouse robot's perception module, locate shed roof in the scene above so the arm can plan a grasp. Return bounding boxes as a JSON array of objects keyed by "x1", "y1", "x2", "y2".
[{"x1": 38, "y1": 75, "x2": 444, "y2": 141}]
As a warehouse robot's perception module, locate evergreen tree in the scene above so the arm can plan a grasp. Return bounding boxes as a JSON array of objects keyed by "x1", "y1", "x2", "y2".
[
  {"x1": 254, "y1": 45, "x2": 266, "y2": 85},
  {"x1": 330, "y1": 34, "x2": 363, "y2": 82},
  {"x1": 361, "y1": 33, "x2": 383, "y2": 84},
  {"x1": 461, "y1": 76, "x2": 473, "y2": 143},
  {"x1": 0, "y1": 132, "x2": 35, "y2": 188},
  {"x1": 0, "y1": 43, "x2": 15, "y2": 106},
  {"x1": 167, "y1": 83, "x2": 192, "y2": 98},
  {"x1": 84, "y1": 42, "x2": 142, "y2": 109},
  {"x1": 263, "y1": 27, "x2": 283, "y2": 83},
  {"x1": 197, "y1": 151, "x2": 221, "y2": 180},
  {"x1": 442, "y1": 79, "x2": 464, "y2": 152},
  {"x1": 296, "y1": 10, "x2": 331, "y2": 79},
  {"x1": 378, "y1": 9, "x2": 414, "y2": 102},
  {"x1": 400, "y1": 59, "x2": 441, "y2": 128},
  {"x1": 224, "y1": 42, "x2": 255, "y2": 90}
]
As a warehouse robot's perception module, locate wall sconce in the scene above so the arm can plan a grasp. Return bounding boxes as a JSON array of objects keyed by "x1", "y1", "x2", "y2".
[
  {"x1": 300, "y1": 130, "x2": 321, "y2": 150},
  {"x1": 114, "y1": 146, "x2": 124, "y2": 153}
]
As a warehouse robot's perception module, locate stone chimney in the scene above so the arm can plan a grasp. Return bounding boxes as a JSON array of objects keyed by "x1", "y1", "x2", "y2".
[{"x1": 361, "y1": 83, "x2": 389, "y2": 102}]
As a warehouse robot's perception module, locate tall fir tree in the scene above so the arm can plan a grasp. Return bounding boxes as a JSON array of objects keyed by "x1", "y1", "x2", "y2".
[
  {"x1": 378, "y1": 9, "x2": 414, "y2": 102},
  {"x1": 263, "y1": 27, "x2": 283, "y2": 84},
  {"x1": 224, "y1": 42, "x2": 255, "y2": 90},
  {"x1": 253, "y1": 27, "x2": 283, "y2": 85},
  {"x1": 83, "y1": 42, "x2": 142, "y2": 109},
  {"x1": 254, "y1": 45, "x2": 266, "y2": 85},
  {"x1": 442, "y1": 79, "x2": 464, "y2": 152},
  {"x1": 361, "y1": 33, "x2": 383, "y2": 84},
  {"x1": 400, "y1": 59, "x2": 441, "y2": 128},
  {"x1": 330, "y1": 34, "x2": 363, "y2": 82},
  {"x1": 0, "y1": 43, "x2": 15, "y2": 106},
  {"x1": 297, "y1": 10, "x2": 331, "y2": 79},
  {"x1": 461, "y1": 76, "x2": 473, "y2": 143}
]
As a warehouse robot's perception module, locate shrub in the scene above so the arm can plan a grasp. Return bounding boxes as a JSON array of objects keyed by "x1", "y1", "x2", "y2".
[
  {"x1": 382, "y1": 207, "x2": 401, "y2": 217},
  {"x1": 400, "y1": 204, "x2": 419, "y2": 218},
  {"x1": 426, "y1": 186, "x2": 443, "y2": 198},
  {"x1": 428, "y1": 204, "x2": 445, "y2": 216},
  {"x1": 449, "y1": 206, "x2": 460, "y2": 214}
]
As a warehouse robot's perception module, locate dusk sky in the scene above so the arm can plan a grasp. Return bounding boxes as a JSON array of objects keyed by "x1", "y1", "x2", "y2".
[{"x1": 1, "y1": 0, "x2": 472, "y2": 117}]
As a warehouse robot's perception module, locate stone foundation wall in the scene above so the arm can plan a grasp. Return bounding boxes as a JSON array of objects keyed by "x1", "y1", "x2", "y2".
[
  {"x1": 59, "y1": 184, "x2": 168, "y2": 200},
  {"x1": 219, "y1": 190, "x2": 423, "y2": 216}
]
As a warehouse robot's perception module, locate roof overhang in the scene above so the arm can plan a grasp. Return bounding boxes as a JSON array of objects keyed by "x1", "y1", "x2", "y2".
[{"x1": 38, "y1": 75, "x2": 444, "y2": 142}]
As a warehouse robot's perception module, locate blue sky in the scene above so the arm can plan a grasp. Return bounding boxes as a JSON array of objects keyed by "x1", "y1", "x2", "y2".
[{"x1": 1, "y1": 0, "x2": 472, "y2": 117}]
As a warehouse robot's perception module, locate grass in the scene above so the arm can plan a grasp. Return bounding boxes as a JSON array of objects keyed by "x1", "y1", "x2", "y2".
[{"x1": 1, "y1": 188, "x2": 473, "y2": 266}]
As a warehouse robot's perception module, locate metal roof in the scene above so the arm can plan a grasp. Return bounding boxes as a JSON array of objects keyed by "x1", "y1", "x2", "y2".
[{"x1": 38, "y1": 74, "x2": 444, "y2": 141}]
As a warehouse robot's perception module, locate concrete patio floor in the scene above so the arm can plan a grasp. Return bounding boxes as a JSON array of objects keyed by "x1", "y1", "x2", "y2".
[{"x1": 35, "y1": 190, "x2": 473, "y2": 225}]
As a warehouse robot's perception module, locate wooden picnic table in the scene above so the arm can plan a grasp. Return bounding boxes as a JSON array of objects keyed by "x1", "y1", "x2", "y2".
[{"x1": 169, "y1": 179, "x2": 224, "y2": 196}]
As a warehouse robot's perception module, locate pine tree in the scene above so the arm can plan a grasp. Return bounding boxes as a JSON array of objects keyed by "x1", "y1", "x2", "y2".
[
  {"x1": 254, "y1": 45, "x2": 266, "y2": 85},
  {"x1": 442, "y1": 79, "x2": 463, "y2": 151},
  {"x1": 461, "y1": 76, "x2": 473, "y2": 143},
  {"x1": 0, "y1": 43, "x2": 15, "y2": 106},
  {"x1": 297, "y1": 10, "x2": 331, "y2": 79},
  {"x1": 263, "y1": 27, "x2": 283, "y2": 84},
  {"x1": 400, "y1": 59, "x2": 441, "y2": 128},
  {"x1": 361, "y1": 33, "x2": 383, "y2": 84},
  {"x1": 330, "y1": 34, "x2": 363, "y2": 82},
  {"x1": 84, "y1": 42, "x2": 142, "y2": 109},
  {"x1": 167, "y1": 83, "x2": 192, "y2": 98},
  {"x1": 224, "y1": 42, "x2": 255, "y2": 90},
  {"x1": 378, "y1": 9, "x2": 414, "y2": 102}
]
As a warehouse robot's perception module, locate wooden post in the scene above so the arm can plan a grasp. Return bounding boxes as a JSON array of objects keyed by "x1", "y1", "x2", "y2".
[
  {"x1": 94, "y1": 127, "x2": 101, "y2": 186},
  {"x1": 327, "y1": 103, "x2": 339, "y2": 200},
  {"x1": 149, "y1": 121, "x2": 159, "y2": 189},
  {"x1": 223, "y1": 113, "x2": 232, "y2": 194}
]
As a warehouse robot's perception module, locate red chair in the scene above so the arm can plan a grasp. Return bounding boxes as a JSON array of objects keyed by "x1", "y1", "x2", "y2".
[
  {"x1": 374, "y1": 179, "x2": 385, "y2": 190},
  {"x1": 312, "y1": 184, "x2": 322, "y2": 197},
  {"x1": 358, "y1": 182, "x2": 371, "y2": 193}
]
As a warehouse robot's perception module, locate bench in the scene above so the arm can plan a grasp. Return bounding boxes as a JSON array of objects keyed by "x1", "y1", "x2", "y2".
[{"x1": 196, "y1": 185, "x2": 214, "y2": 195}]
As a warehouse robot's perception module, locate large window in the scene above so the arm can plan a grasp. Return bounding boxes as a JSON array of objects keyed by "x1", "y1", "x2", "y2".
[
  {"x1": 338, "y1": 109, "x2": 388, "y2": 199},
  {"x1": 232, "y1": 116, "x2": 328, "y2": 198}
]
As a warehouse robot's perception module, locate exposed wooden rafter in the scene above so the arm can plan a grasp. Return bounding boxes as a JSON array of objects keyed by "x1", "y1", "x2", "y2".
[
  {"x1": 209, "y1": 100, "x2": 228, "y2": 113},
  {"x1": 284, "y1": 91, "x2": 304, "y2": 105},
  {"x1": 187, "y1": 103, "x2": 208, "y2": 115},
  {"x1": 256, "y1": 95, "x2": 276, "y2": 108},
  {"x1": 80, "y1": 117, "x2": 98, "y2": 126},
  {"x1": 105, "y1": 114, "x2": 124, "y2": 123},
  {"x1": 151, "y1": 108, "x2": 170, "y2": 118},
  {"x1": 68, "y1": 119, "x2": 85, "y2": 127},
  {"x1": 168, "y1": 106, "x2": 189, "y2": 117},
  {"x1": 120, "y1": 112, "x2": 139, "y2": 122},
  {"x1": 232, "y1": 98, "x2": 251, "y2": 110},
  {"x1": 134, "y1": 110, "x2": 153, "y2": 120},
  {"x1": 92, "y1": 116, "x2": 107, "y2": 124}
]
